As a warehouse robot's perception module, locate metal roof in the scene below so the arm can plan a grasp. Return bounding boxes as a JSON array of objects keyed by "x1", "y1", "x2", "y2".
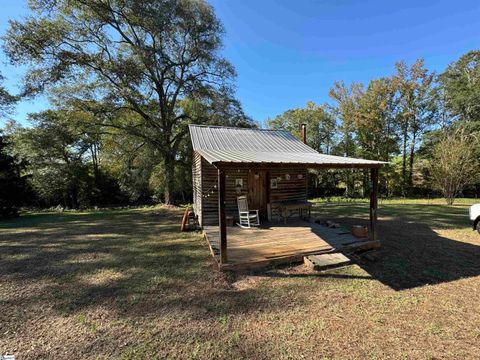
[{"x1": 189, "y1": 125, "x2": 386, "y2": 167}]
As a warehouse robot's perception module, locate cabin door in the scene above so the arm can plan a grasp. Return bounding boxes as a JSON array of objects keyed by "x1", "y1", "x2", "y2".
[{"x1": 248, "y1": 170, "x2": 268, "y2": 219}]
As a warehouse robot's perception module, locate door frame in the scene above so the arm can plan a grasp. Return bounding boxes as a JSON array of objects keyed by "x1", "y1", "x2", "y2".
[{"x1": 248, "y1": 170, "x2": 269, "y2": 219}]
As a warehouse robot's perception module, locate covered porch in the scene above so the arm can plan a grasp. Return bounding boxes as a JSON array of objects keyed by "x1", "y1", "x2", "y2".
[
  {"x1": 212, "y1": 163, "x2": 381, "y2": 269},
  {"x1": 204, "y1": 219, "x2": 381, "y2": 270}
]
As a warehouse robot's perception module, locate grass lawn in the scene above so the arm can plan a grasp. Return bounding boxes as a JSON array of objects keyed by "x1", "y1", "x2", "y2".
[{"x1": 1, "y1": 199, "x2": 480, "y2": 359}]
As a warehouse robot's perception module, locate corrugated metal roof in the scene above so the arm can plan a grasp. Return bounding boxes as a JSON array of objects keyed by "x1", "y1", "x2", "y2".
[
  {"x1": 189, "y1": 125, "x2": 316, "y2": 153},
  {"x1": 189, "y1": 125, "x2": 386, "y2": 166}
]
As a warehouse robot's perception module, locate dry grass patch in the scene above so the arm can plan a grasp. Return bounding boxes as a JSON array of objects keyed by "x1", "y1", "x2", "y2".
[{"x1": 1, "y1": 201, "x2": 480, "y2": 359}]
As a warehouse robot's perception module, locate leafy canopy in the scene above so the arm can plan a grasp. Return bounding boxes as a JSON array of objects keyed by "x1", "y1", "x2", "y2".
[{"x1": 3, "y1": 0, "x2": 249, "y2": 203}]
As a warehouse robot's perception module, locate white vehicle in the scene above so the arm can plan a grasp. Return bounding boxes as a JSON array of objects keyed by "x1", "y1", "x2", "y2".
[{"x1": 470, "y1": 204, "x2": 480, "y2": 234}]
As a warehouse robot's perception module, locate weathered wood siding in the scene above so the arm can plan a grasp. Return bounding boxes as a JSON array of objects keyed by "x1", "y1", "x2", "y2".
[
  {"x1": 225, "y1": 169, "x2": 249, "y2": 219},
  {"x1": 200, "y1": 159, "x2": 250, "y2": 226},
  {"x1": 192, "y1": 152, "x2": 203, "y2": 225},
  {"x1": 269, "y1": 169, "x2": 308, "y2": 221},
  {"x1": 198, "y1": 155, "x2": 308, "y2": 226},
  {"x1": 270, "y1": 169, "x2": 308, "y2": 203},
  {"x1": 200, "y1": 158, "x2": 219, "y2": 226}
]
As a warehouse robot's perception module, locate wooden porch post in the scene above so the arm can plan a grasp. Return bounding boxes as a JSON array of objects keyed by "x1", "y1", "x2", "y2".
[
  {"x1": 218, "y1": 168, "x2": 227, "y2": 264},
  {"x1": 369, "y1": 167, "x2": 379, "y2": 241}
]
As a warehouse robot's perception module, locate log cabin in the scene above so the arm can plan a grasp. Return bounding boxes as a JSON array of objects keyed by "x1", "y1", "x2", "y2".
[{"x1": 189, "y1": 124, "x2": 385, "y2": 270}]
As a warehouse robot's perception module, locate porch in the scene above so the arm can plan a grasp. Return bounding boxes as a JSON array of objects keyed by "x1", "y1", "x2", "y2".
[{"x1": 204, "y1": 220, "x2": 380, "y2": 270}]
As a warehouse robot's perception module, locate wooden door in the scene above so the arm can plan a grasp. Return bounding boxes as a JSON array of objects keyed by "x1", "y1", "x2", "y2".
[{"x1": 248, "y1": 170, "x2": 268, "y2": 219}]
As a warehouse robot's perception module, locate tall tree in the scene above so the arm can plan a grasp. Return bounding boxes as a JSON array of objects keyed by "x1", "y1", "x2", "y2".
[
  {"x1": 0, "y1": 73, "x2": 24, "y2": 218},
  {"x1": 328, "y1": 81, "x2": 363, "y2": 197},
  {"x1": 355, "y1": 78, "x2": 399, "y2": 162},
  {"x1": 439, "y1": 51, "x2": 480, "y2": 196},
  {"x1": 393, "y1": 59, "x2": 437, "y2": 191},
  {"x1": 355, "y1": 78, "x2": 399, "y2": 196},
  {"x1": 328, "y1": 81, "x2": 363, "y2": 157},
  {"x1": 3, "y1": 0, "x2": 249, "y2": 204},
  {"x1": 440, "y1": 50, "x2": 480, "y2": 125}
]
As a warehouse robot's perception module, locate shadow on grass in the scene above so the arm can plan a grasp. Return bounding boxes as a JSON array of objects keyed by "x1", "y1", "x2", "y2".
[
  {"x1": 0, "y1": 208, "x2": 294, "y2": 320},
  {"x1": 321, "y1": 217, "x2": 480, "y2": 291},
  {"x1": 310, "y1": 202, "x2": 480, "y2": 290}
]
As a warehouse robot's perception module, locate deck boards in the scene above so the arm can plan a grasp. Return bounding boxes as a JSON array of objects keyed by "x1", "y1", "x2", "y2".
[
  {"x1": 203, "y1": 220, "x2": 379, "y2": 270},
  {"x1": 304, "y1": 253, "x2": 352, "y2": 271}
]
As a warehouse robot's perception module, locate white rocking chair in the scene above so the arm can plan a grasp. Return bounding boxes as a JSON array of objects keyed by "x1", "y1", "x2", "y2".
[{"x1": 237, "y1": 196, "x2": 260, "y2": 228}]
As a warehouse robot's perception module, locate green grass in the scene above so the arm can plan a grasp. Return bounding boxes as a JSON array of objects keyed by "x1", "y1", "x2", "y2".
[
  {"x1": 311, "y1": 197, "x2": 476, "y2": 229},
  {"x1": 1, "y1": 201, "x2": 480, "y2": 359}
]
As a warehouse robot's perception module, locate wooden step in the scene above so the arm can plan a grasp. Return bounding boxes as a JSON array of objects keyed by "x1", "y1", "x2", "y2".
[
  {"x1": 342, "y1": 239, "x2": 380, "y2": 253},
  {"x1": 304, "y1": 253, "x2": 351, "y2": 271}
]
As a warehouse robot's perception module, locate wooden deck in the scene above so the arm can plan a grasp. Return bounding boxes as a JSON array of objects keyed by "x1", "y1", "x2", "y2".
[{"x1": 204, "y1": 221, "x2": 380, "y2": 270}]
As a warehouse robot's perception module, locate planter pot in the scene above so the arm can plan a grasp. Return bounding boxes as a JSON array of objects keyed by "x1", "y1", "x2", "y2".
[{"x1": 352, "y1": 225, "x2": 368, "y2": 238}]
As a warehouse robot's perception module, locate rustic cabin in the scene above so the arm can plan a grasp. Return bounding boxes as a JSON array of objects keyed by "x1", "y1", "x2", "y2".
[{"x1": 189, "y1": 124, "x2": 385, "y2": 270}]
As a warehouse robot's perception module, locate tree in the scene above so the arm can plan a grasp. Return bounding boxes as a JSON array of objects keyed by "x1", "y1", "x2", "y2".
[
  {"x1": 11, "y1": 110, "x2": 107, "y2": 208},
  {"x1": 355, "y1": 78, "x2": 399, "y2": 196},
  {"x1": 355, "y1": 78, "x2": 399, "y2": 162},
  {"x1": 328, "y1": 81, "x2": 363, "y2": 157},
  {"x1": 429, "y1": 128, "x2": 478, "y2": 205},
  {"x1": 393, "y1": 59, "x2": 437, "y2": 191},
  {"x1": 101, "y1": 124, "x2": 157, "y2": 203},
  {"x1": 0, "y1": 72, "x2": 16, "y2": 117},
  {"x1": 0, "y1": 72, "x2": 24, "y2": 218},
  {"x1": 328, "y1": 81, "x2": 363, "y2": 197},
  {"x1": 440, "y1": 50, "x2": 480, "y2": 170},
  {"x1": 267, "y1": 101, "x2": 336, "y2": 154},
  {"x1": 4, "y1": 0, "x2": 250, "y2": 204},
  {"x1": 440, "y1": 51, "x2": 480, "y2": 124},
  {"x1": 0, "y1": 132, "x2": 27, "y2": 218}
]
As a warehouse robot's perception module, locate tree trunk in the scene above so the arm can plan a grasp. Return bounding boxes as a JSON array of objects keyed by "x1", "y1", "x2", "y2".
[
  {"x1": 163, "y1": 153, "x2": 176, "y2": 205},
  {"x1": 408, "y1": 131, "x2": 416, "y2": 188},
  {"x1": 91, "y1": 143, "x2": 100, "y2": 185},
  {"x1": 69, "y1": 184, "x2": 79, "y2": 209},
  {"x1": 402, "y1": 131, "x2": 408, "y2": 193},
  {"x1": 344, "y1": 172, "x2": 351, "y2": 198},
  {"x1": 446, "y1": 196, "x2": 455, "y2": 206},
  {"x1": 363, "y1": 169, "x2": 369, "y2": 198}
]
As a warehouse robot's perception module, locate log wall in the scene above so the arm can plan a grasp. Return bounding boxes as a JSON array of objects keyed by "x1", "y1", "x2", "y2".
[
  {"x1": 269, "y1": 169, "x2": 308, "y2": 203},
  {"x1": 201, "y1": 157, "x2": 219, "y2": 226},
  {"x1": 192, "y1": 152, "x2": 203, "y2": 225},
  {"x1": 200, "y1": 158, "x2": 250, "y2": 226},
  {"x1": 198, "y1": 155, "x2": 308, "y2": 226}
]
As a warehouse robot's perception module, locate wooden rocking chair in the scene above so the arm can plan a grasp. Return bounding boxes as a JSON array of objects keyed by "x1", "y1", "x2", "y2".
[{"x1": 237, "y1": 195, "x2": 260, "y2": 228}]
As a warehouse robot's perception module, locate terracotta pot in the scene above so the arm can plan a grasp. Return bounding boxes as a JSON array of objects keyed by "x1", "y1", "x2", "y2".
[{"x1": 352, "y1": 225, "x2": 368, "y2": 238}]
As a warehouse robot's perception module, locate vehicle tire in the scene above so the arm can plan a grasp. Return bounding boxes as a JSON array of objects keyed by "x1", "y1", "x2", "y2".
[{"x1": 477, "y1": 220, "x2": 480, "y2": 235}]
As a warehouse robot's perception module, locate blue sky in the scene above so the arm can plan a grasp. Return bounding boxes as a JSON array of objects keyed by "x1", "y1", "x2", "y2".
[{"x1": 1, "y1": 0, "x2": 480, "y2": 127}]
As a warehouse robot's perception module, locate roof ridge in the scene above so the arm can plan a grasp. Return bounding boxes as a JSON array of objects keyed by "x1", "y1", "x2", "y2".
[{"x1": 188, "y1": 124, "x2": 288, "y2": 132}]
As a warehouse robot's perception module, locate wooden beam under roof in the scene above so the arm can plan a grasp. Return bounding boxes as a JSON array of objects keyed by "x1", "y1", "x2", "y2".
[
  {"x1": 213, "y1": 161, "x2": 383, "y2": 170},
  {"x1": 217, "y1": 168, "x2": 227, "y2": 264}
]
